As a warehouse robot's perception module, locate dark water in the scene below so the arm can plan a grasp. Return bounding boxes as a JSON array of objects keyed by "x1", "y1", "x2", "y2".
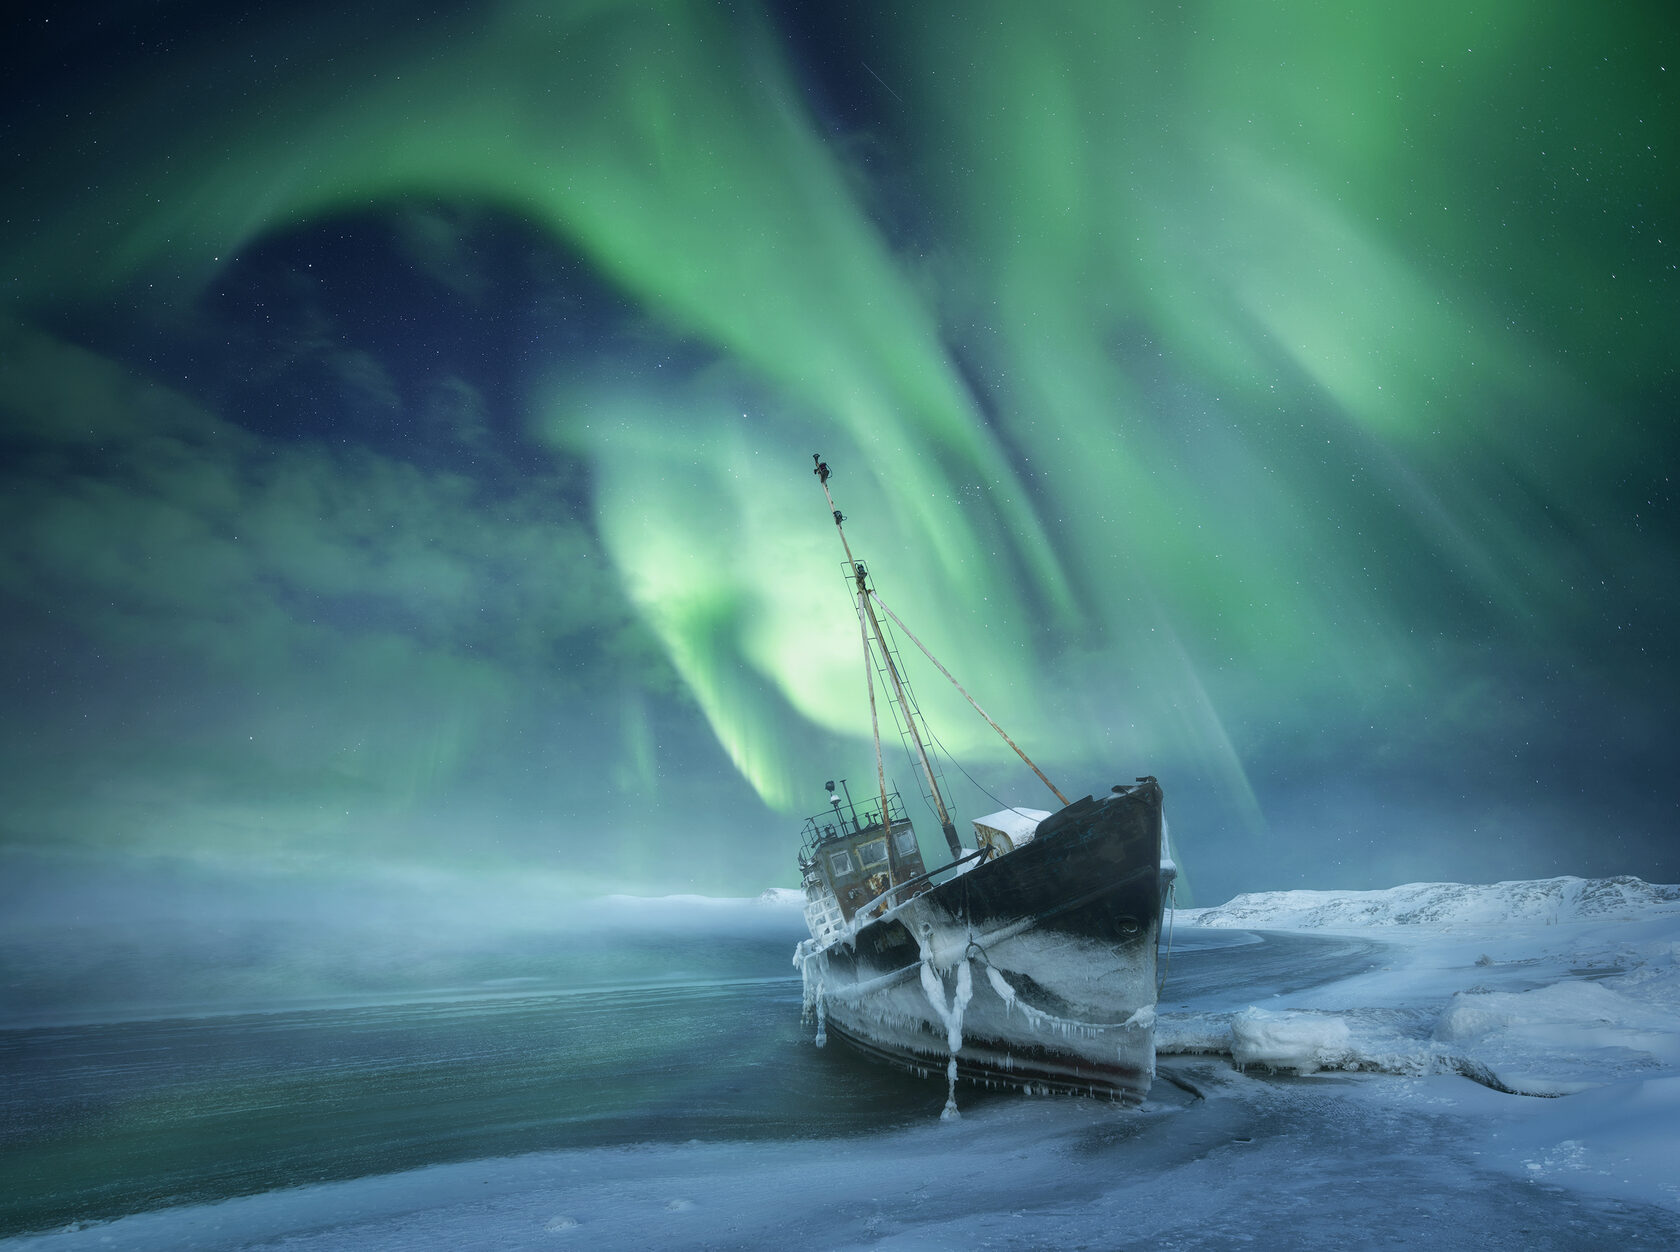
[
  {"x1": 0, "y1": 925, "x2": 1369, "y2": 1237},
  {"x1": 0, "y1": 930, "x2": 930, "y2": 1236}
]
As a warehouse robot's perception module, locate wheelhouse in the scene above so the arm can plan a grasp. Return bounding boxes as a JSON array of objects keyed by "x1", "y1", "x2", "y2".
[{"x1": 798, "y1": 786, "x2": 929, "y2": 932}]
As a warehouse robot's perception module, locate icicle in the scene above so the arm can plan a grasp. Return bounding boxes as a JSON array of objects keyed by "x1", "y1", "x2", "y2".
[
  {"x1": 814, "y1": 979, "x2": 827, "y2": 1047},
  {"x1": 950, "y1": 960, "x2": 973, "y2": 1051},
  {"x1": 921, "y1": 957, "x2": 972, "y2": 1120},
  {"x1": 919, "y1": 958, "x2": 974, "y2": 1053},
  {"x1": 984, "y1": 963, "x2": 1016, "y2": 1009}
]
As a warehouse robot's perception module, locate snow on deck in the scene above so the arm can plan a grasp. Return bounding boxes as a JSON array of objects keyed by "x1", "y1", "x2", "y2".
[{"x1": 970, "y1": 807, "x2": 1052, "y2": 846}]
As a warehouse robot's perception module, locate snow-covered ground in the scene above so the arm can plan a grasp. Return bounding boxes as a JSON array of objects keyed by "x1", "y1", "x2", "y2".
[
  {"x1": 1163, "y1": 875, "x2": 1680, "y2": 1084},
  {"x1": 1176, "y1": 874, "x2": 1679, "y2": 929},
  {"x1": 5, "y1": 876, "x2": 1677, "y2": 1250},
  {"x1": 1157, "y1": 874, "x2": 1680, "y2": 1214}
]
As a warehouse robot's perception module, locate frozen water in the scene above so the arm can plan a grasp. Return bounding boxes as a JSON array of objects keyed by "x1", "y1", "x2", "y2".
[{"x1": 3, "y1": 878, "x2": 1677, "y2": 1249}]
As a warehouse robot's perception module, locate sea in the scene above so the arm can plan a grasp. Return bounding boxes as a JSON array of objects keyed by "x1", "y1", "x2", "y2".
[{"x1": 1, "y1": 916, "x2": 822, "y2": 1236}]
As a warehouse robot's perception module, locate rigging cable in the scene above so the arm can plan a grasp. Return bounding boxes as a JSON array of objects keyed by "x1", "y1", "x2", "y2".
[
  {"x1": 867, "y1": 588, "x2": 1068, "y2": 807},
  {"x1": 869, "y1": 600, "x2": 949, "y2": 826},
  {"x1": 857, "y1": 581, "x2": 892, "y2": 840},
  {"x1": 925, "y1": 720, "x2": 1034, "y2": 824}
]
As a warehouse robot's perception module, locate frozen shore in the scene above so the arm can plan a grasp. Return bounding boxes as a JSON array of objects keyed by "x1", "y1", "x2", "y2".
[
  {"x1": 5, "y1": 875, "x2": 1676, "y2": 1250},
  {"x1": 1160, "y1": 875, "x2": 1680, "y2": 1094}
]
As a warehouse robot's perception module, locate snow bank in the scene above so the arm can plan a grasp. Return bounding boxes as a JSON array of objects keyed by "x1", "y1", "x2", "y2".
[
  {"x1": 1429, "y1": 970, "x2": 1680, "y2": 1093},
  {"x1": 1177, "y1": 875, "x2": 1680, "y2": 930},
  {"x1": 1160, "y1": 876, "x2": 1680, "y2": 1099}
]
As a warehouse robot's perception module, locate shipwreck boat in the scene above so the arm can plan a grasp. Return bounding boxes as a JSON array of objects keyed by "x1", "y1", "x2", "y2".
[{"x1": 794, "y1": 454, "x2": 1173, "y2": 1113}]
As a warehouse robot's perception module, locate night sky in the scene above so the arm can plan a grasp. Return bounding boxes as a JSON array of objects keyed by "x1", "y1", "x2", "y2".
[{"x1": 2, "y1": 0, "x2": 1676, "y2": 918}]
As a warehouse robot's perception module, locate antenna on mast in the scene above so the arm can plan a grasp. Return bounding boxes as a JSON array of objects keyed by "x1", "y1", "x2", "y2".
[{"x1": 814, "y1": 453, "x2": 963, "y2": 857}]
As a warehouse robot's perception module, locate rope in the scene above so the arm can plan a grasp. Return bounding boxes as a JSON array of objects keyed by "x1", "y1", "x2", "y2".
[{"x1": 1157, "y1": 879, "x2": 1177, "y2": 995}]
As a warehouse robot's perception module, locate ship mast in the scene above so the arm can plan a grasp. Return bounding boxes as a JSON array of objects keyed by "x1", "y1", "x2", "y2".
[{"x1": 813, "y1": 454, "x2": 963, "y2": 858}]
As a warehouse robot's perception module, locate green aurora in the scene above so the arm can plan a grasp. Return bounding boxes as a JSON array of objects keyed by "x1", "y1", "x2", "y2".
[{"x1": 1, "y1": 0, "x2": 1675, "y2": 905}]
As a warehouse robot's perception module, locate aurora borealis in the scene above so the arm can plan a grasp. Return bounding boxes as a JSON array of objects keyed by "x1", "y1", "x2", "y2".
[{"x1": 2, "y1": 0, "x2": 1675, "y2": 917}]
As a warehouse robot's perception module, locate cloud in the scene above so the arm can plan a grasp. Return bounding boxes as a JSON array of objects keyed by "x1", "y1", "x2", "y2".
[{"x1": 0, "y1": 320, "x2": 673, "y2": 870}]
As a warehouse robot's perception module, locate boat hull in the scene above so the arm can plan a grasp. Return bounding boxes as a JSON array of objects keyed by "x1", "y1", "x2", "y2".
[{"x1": 798, "y1": 781, "x2": 1166, "y2": 1104}]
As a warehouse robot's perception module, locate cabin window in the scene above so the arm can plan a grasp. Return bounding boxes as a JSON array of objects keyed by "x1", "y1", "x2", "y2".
[
  {"x1": 828, "y1": 850, "x2": 854, "y2": 876},
  {"x1": 894, "y1": 830, "x2": 918, "y2": 857},
  {"x1": 859, "y1": 838, "x2": 889, "y2": 868}
]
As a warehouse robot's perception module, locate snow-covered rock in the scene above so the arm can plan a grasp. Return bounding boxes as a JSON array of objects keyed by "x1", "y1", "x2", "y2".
[{"x1": 1229, "y1": 1007, "x2": 1353, "y2": 1074}]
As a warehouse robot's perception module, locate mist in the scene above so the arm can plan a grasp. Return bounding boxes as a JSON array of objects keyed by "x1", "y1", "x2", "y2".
[{"x1": 0, "y1": 851, "x2": 802, "y2": 1027}]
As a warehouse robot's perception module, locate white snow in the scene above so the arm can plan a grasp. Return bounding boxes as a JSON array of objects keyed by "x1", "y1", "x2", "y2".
[
  {"x1": 1176, "y1": 874, "x2": 1679, "y2": 929},
  {"x1": 1157, "y1": 875, "x2": 1680, "y2": 1096},
  {"x1": 1228, "y1": 1007, "x2": 1353, "y2": 1074},
  {"x1": 971, "y1": 807, "x2": 1051, "y2": 849},
  {"x1": 8, "y1": 875, "x2": 1679, "y2": 1249}
]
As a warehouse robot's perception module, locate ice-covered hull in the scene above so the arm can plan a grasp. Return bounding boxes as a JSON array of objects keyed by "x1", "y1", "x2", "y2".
[{"x1": 798, "y1": 781, "x2": 1166, "y2": 1104}]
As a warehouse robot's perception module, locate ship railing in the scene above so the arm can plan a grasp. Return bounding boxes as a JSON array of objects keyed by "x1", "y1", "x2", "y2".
[
  {"x1": 849, "y1": 846, "x2": 991, "y2": 922},
  {"x1": 798, "y1": 791, "x2": 912, "y2": 862}
]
